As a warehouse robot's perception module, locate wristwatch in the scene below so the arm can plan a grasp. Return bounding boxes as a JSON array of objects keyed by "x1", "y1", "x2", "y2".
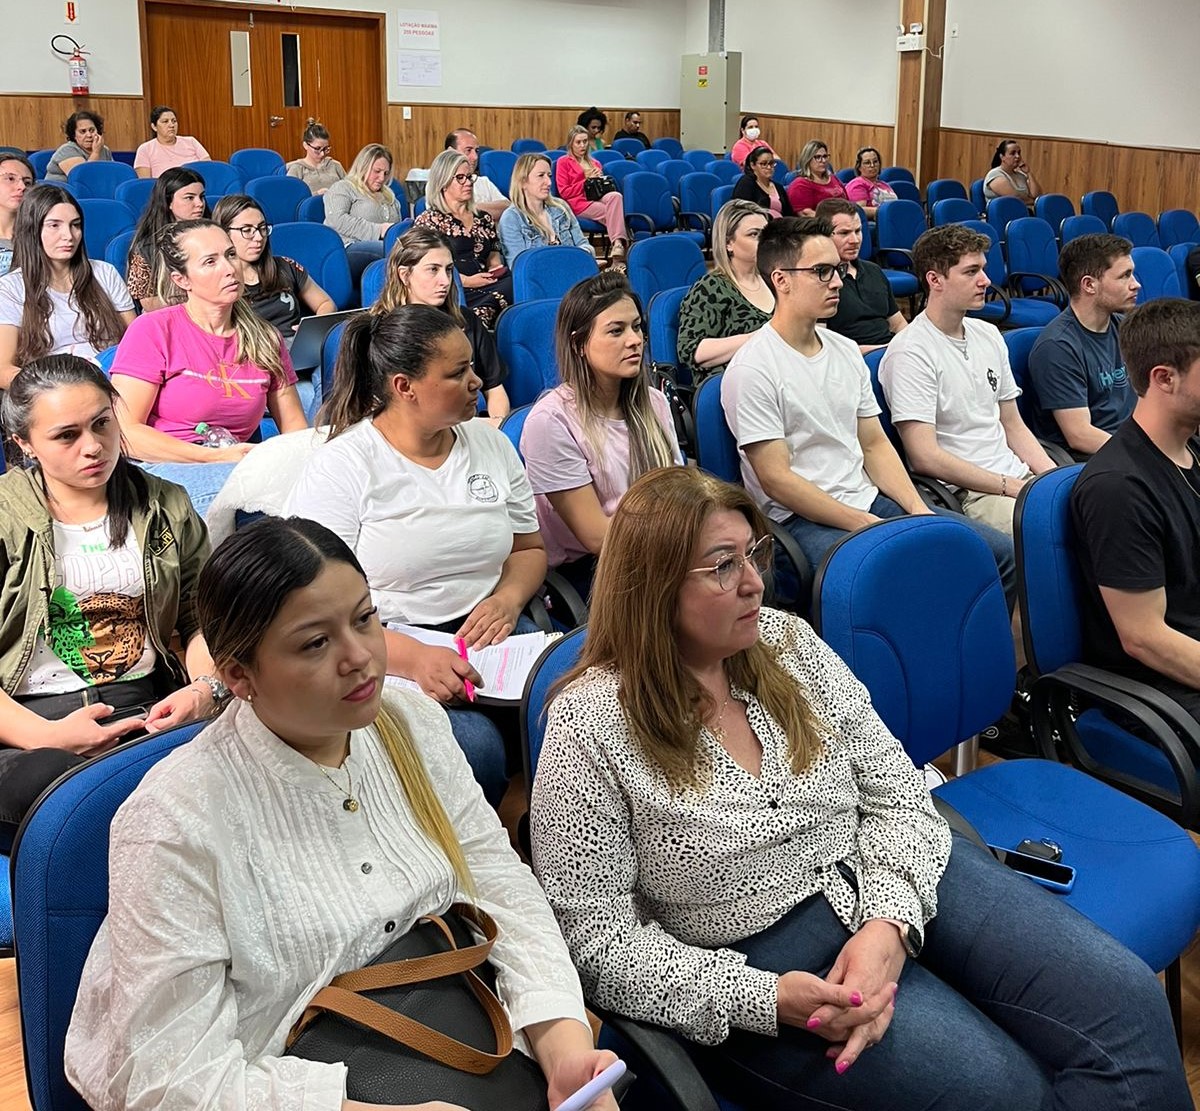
[
  {"x1": 193, "y1": 674, "x2": 232, "y2": 707},
  {"x1": 900, "y1": 922, "x2": 922, "y2": 959}
]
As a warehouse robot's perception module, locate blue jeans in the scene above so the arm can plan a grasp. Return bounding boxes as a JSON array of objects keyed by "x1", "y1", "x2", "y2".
[
  {"x1": 783, "y1": 494, "x2": 1017, "y2": 612},
  {"x1": 345, "y1": 240, "x2": 385, "y2": 291},
  {"x1": 689, "y1": 834, "x2": 1188, "y2": 1110},
  {"x1": 138, "y1": 460, "x2": 238, "y2": 518}
]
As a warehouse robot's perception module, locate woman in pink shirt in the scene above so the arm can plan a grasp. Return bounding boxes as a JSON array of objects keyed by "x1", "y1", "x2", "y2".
[
  {"x1": 844, "y1": 146, "x2": 898, "y2": 219},
  {"x1": 786, "y1": 139, "x2": 848, "y2": 216},
  {"x1": 730, "y1": 115, "x2": 778, "y2": 169},
  {"x1": 520, "y1": 271, "x2": 681, "y2": 593},
  {"x1": 134, "y1": 106, "x2": 211, "y2": 180},
  {"x1": 110, "y1": 219, "x2": 308, "y2": 513},
  {"x1": 555, "y1": 125, "x2": 629, "y2": 265}
]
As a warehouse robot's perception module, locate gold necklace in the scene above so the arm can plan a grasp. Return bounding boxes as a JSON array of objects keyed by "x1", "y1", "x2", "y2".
[
  {"x1": 318, "y1": 762, "x2": 360, "y2": 812},
  {"x1": 709, "y1": 695, "x2": 732, "y2": 742}
]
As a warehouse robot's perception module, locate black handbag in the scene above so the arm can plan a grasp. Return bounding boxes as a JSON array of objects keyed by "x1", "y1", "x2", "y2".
[
  {"x1": 584, "y1": 175, "x2": 618, "y2": 201},
  {"x1": 286, "y1": 904, "x2": 550, "y2": 1109}
]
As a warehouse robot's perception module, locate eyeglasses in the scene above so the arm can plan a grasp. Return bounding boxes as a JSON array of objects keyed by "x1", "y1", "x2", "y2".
[
  {"x1": 777, "y1": 262, "x2": 850, "y2": 283},
  {"x1": 230, "y1": 223, "x2": 271, "y2": 240},
  {"x1": 0, "y1": 173, "x2": 32, "y2": 187},
  {"x1": 687, "y1": 535, "x2": 774, "y2": 591},
  {"x1": 306, "y1": 143, "x2": 332, "y2": 155},
  {"x1": 452, "y1": 172, "x2": 478, "y2": 185}
]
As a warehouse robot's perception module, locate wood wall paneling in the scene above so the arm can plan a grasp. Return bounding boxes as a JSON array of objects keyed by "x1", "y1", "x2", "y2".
[{"x1": 0, "y1": 95, "x2": 147, "y2": 156}]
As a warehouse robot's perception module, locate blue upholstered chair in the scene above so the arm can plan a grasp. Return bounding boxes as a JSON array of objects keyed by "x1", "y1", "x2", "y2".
[
  {"x1": 494, "y1": 299, "x2": 559, "y2": 407},
  {"x1": 1113, "y1": 211, "x2": 1161, "y2": 249},
  {"x1": 610, "y1": 138, "x2": 644, "y2": 160},
  {"x1": 985, "y1": 195, "x2": 1029, "y2": 244},
  {"x1": 113, "y1": 177, "x2": 155, "y2": 218},
  {"x1": 478, "y1": 149, "x2": 517, "y2": 197},
  {"x1": 930, "y1": 197, "x2": 979, "y2": 227},
  {"x1": 1081, "y1": 190, "x2": 1119, "y2": 229},
  {"x1": 244, "y1": 174, "x2": 311, "y2": 225},
  {"x1": 1157, "y1": 209, "x2": 1200, "y2": 250},
  {"x1": 925, "y1": 178, "x2": 968, "y2": 209},
  {"x1": 879, "y1": 165, "x2": 915, "y2": 185},
  {"x1": 104, "y1": 228, "x2": 135, "y2": 282},
  {"x1": 646, "y1": 285, "x2": 690, "y2": 384},
  {"x1": 182, "y1": 159, "x2": 243, "y2": 199},
  {"x1": 77, "y1": 198, "x2": 135, "y2": 260},
  {"x1": 511, "y1": 244, "x2": 599, "y2": 302},
  {"x1": 498, "y1": 403, "x2": 533, "y2": 462},
  {"x1": 230, "y1": 147, "x2": 286, "y2": 180},
  {"x1": 625, "y1": 234, "x2": 706, "y2": 313},
  {"x1": 651, "y1": 137, "x2": 685, "y2": 160},
  {"x1": 511, "y1": 138, "x2": 547, "y2": 154},
  {"x1": 66, "y1": 160, "x2": 135, "y2": 199},
  {"x1": 1034, "y1": 193, "x2": 1075, "y2": 237},
  {"x1": 268, "y1": 222, "x2": 354, "y2": 309},
  {"x1": 1060, "y1": 214, "x2": 1107, "y2": 246},
  {"x1": 1131, "y1": 246, "x2": 1183, "y2": 303},
  {"x1": 635, "y1": 149, "x2": 671, "y2": 172},
  {"x1": 1004, "y1": 217, "x2": 1069, "y2": 298},
  {"x1": 297, "y1": 194, "x2": 325, "y2": 223}
]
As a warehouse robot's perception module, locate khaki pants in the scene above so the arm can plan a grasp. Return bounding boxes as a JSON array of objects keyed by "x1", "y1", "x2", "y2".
[{"x1": 958, "y1": 471, "x2": 1033, "y2": 537}]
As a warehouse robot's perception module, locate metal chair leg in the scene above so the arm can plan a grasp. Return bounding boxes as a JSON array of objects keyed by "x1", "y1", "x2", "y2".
[{"x1": 951, "y1": 734, "x2": 980, "y2": 777}]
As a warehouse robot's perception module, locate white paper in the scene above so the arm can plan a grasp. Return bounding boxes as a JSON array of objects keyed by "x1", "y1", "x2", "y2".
[
  {"x1": 385, "y1": 624, "x2": 549, "y2": 702},
  {"x1": 397, "y1": 50, "x2": 442, "y2": 87},
  {"x1": 397, "y1": 9, "x2": 440, "y2": 50}
]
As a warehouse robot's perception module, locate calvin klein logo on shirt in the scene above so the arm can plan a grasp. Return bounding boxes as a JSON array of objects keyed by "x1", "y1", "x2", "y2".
[{"x1": 467, "y1": 474, "x2": 500, "y2": 503}]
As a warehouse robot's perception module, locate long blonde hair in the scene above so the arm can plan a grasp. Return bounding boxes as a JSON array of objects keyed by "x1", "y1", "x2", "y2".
[
  {"x1": 346, "y1": 143, "x2": 396, "y2": 205},
  {"x1": 711, "y1": 199, "x2": 769, "y2": 286},
  {"x1": 509, "y1": 152, "x2": 573, "y2": 233},
  {"x1": 553, "y1": 468, "x2": 826, "y2": 791}
]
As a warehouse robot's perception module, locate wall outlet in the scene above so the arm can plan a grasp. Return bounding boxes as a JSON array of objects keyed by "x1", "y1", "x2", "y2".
[
  {"x1": 402, "y1": 105, "x2": 412, "y2": 120},
  {"x1": 896, "y1": 32, "x2": 925, "y2": 52}
]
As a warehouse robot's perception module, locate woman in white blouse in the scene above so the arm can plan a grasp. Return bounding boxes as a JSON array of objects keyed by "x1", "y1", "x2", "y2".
[
  {"x1": 65, "y1": 515, "x2": 616, "y2": 1111},
  {"x1": 530, "y1": 467, "x2": 1189, "y2": 1111}
]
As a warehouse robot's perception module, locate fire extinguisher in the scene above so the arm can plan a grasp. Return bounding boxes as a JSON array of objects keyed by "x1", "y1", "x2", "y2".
[{"x1": 51, "y1": 35, "x2": 90, "y2": 97}]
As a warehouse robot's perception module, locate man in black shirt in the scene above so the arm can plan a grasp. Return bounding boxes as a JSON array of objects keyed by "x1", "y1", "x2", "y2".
[
  {"x1": 611, "y1": 111, "x2": 652, "y2": 149},
  {"x1": 1071, "y1": 298, "x2": 1200, "y2": 721},
  {"x1": 815, "y1": 198, "x2": 906, "y2": 353}
]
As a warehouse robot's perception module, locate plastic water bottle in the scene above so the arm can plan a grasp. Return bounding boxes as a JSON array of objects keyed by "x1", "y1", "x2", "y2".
[{"x1": 194, "y1": 422, "x2": 239, "y2": 449}]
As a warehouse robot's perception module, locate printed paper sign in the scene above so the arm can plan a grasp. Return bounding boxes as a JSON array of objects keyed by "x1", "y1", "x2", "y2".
[{"x1": 397, "y1": 9, "x2": 440, "y2": 50}]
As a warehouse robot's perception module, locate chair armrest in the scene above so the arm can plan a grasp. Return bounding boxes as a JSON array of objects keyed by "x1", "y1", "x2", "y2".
[
  {"x1": 626, "y1": 212, "x2": 656, "y2": 236},
  {"x1": 589, "y1": 1005, "x2": 722, "y2": 1111},
  {"x1": 766, "y1": 521, "x2": 813, "y2": 613},
  {"x1": 913, "y1": 475, "x2": 964, "y2": 512},
  {"x1": 678, "y1": 210, "x2": 711, "y2": 234},
  {"x1": 1007, "y1": 271, "x2": 1068, "y2": 306},
  {"x1": 1031, "y1": 663, "x2": 1200, "y2": 827},
  {"x1": 875, "y1": 246, "x2": 914, "y2": 269},
  {"x1": 980, "y1": 284, "x2": 1013, "y2": 324},
  {"x1": 542, "y1": 571, "x2": 588, "y2": 629},
  {"x1": 524, "y1": 593, "x2": 554, "y2": 633},
  {"x1": 1038, "y1": 439, "x2": 1076, "y2": 467}
]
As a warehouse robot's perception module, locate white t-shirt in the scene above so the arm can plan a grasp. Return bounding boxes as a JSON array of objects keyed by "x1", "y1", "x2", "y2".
[
  {"x1": 879, "y1": 312, "x2": 1025, "y2": 480},
  {"x1": 722, "y1": 324, "x2": 882, "y2": 522},
  {"x1": 15, "y1": 517, "x2": 156, "y2": 697},
  {"x1": 472, "y1": 175, "x2": 505, "y2": 204},
  {"x1": 0, "y1": 262, "x2": 133, "y2": 361},
  {"x1": 285, "y1": 418, "x2": 539, "y2": 625}
]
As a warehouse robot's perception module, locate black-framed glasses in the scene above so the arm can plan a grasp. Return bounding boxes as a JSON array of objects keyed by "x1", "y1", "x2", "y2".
[
  {"x1": 452, "y1": 172, "x2": 478, "y2": 185},
  {"x1": 777, "y1": 262, "x2": 849, "y2": 284},
  {"x1": 687, "y1": 535, "x2": 774, "y2": 591},
  {"x1": 306, "y1": 142, "x2": 332, "y2": 155},
  {"x1": 230, "y1": 222, "x2": 271, "y2": 240}
]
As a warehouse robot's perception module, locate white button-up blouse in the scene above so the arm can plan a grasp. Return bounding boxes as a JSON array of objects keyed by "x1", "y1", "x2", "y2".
[{"x1": 65, "y1": 690, "x2": 588, "y2": 1111}]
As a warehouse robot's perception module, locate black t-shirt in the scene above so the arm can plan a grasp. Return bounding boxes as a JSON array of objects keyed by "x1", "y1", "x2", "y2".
[
  {"x1": 824, "y1": 259, "x2": 898, "y2": 346},
  {"x1": 1071, "y1": 418, "x2": 1200, "y2": 683},
  {"x1": 245, "y1": 256, "x2": 309, "y2": 335},
  {"x1": 462, "y1": 312, "x2": 506, "y2": 392},
  {"x1": 1186, "y1": 245, "x2": 1200, "y2": 301},
  {"x1": 612, "y1": 128, "x2": 651, "y2": 149}
]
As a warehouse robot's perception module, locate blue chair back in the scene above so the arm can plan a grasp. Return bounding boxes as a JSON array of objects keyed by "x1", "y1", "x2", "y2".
[
  {"x1": 647, "y1": 285, "x2": 689, "y2": 382},
  {"x1": 678, "y1": 172, "x2": 720, "y2": 221},
  {"x1": 182, "y1": 160, "x2": 243, "y2": 198},
  {"x1": 1061, "y1": 214, "x2": 1107, "y2": 245},
  {"x1": 413, "y1": 196, "x2": 427, "y2": 217},
  {"x1": 625, "y1": 234, "x2": 706, "y2": 311},
  {"x1": 863, "y1": 347, "x2": 901, "y2": 450},
  {"x1": 880, "y1": 166, "x2": 915, "y2": 185},
  {"x1": 520, "y1": 625, "x2": 587, "y2": 783},
  {"x1": 12, "y1": 722, "x2": 206, "y2": 1111},
  {"x1": 709, "y1": 184, "x2": 735, "y2": 221},
  {"x1": 813, "y1": 516, "x2": 1014, "y2": 766},
  {"x1": 969, "y1": 178, "x2": 986, "y2": 214},
  {"x1": 622, "y1": 171, "x2": 678, "y2": 242},
  {"x1": 499, "y1": 403, "x2": 533, "y2": 462},
  {"x1": 495, "y1": 299, "x2": 559, "y2": 406},
  {"x1": 1002, "y1": 326, "x2": 1045, "y2": 428},
  {"x1": 611, "y1": 138, "x2": 643, "y2": 160},
  {"x1": 512, "y1": 245, "x2": 599, "y2": 302},
  {"x1": 1131, "y1": 246, "x2": 1181, "y2": 303},
  {"x1": 479, "y1": 150, "x2": 518, "y2": 197},
  {"x1": 244, "y1": 174, "x2": 311, "y2": 225},
  {"x1": 683, "y1": 149, "x2": 715, "y2": 172},
  {"x1": 591, "y1": 150, "x2": 626, "y2": 168},
  {"x1": 104, "y1": 229, "x2": 135, "y2": 282},
  {"x1": 835, "y1": 167, "x2": 857, "y2": 185},
  {"x1": 113, "y1": 177, "x2": 155, "y2": 218},
  {"x1": 1081, "y1": 190, "x2": 1119, "y2": 228},
  {"x1": 875, "y1": 199, "x2": 927, "y2": 260},
  {"x1": 1006, "y1": 217, "x2": 1061, "y2": 293},
  {"x1": 382, "y1": 218, "x2": 415, "y2": 259},
  {"x1": 320, "y1": 318, "x2": 351, "y2": 400},
  {"x1": 269, "y1": 221, "x2": 354, "y2": 309},
  {"x1": 361, "y1": 257, "x2": 388, "y2": 306},
  {"x1": 891, "y1": 180, "x2": 922, "y2": 204},
  {"x1": 604, "y1": 160, "x2": 642, "y2": 189},
  {"x1": 29, "y1": 149, "x2": 54, "y2": 179},
  {"x1": 652, "y1": 137, "x2": 684, "y2": 159},
  {"x1": 1168, "y1": 242, "x2": 1197, "y2": 300},
  {"x1": 986, "y1": 195, "x2": 1028, "y2": 242},
  {"x1": 659, "y1": 159, "x2": 694, "y2": 196},
  {"x1": 1157, "y1": 209, "x2": 1200, "y2": 250},
  {"x1": 1034, "y1": 193, "x2": 1075, "y2": 235},
  {"x1": 925, "y1": 178, "x2": 968, "y2": 208},
  {"x1": 1113, "y1": 211, "x2": 1160, "y2": 249},
  {"x1": 94, "y1": 345, "x2": 118, "y2": 376},
  {"x1": 692, "y1": 371, "x2": 738, "y2": 482},
  {"x1": 512, "y1": 138, "x2": 547, "y2": 154},
  {"x1": 634, "y1": 148, "x2": 669, "y2": 172},
  {"x1": 230, "y1": 148, "x2": 285, "y2": 180},
  {"x1": 705, "y1": 160, "x2": 742, "y2": 185},
  {"x1": 297, "y1": 193, "x2": 325, "y2": 223},
  {"x1": 66, "y1": 161, "x2": 135, "y2": 199},
  {"x1": 930, "y1": 197, "x2": 978, "y2": 226},
  {"x1": 78, "y1": 198, "x2": 135, "y2": 260}
]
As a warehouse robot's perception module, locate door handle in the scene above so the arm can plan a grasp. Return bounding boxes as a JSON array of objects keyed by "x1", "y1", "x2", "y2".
[{"x1": 269, "y1": 115, "x2": 284, "y2": 127}]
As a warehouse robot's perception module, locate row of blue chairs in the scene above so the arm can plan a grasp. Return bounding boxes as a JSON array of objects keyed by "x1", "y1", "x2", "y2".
[{"x1": 26, "y1": 145, "x2": 287, "y2": 186}]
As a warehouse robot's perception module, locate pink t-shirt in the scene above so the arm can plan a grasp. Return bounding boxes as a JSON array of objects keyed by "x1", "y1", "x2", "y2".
[
  {"x1": 786, "y1": 174, "x2": 848, "y2": 213},
  {"x1": 520, "y1": 386, "x2": 682, "y2": 567},
  {"x1": 845, "y1": 176, "x2": 898, "y2": 208},
  {"x1": 133, "y1": 136, "x2": 211, "y2": 177},
  {"x1": 731, "y1": 138, "x2": 777, "y2": 169},
  {"x1": 111, "y1": 304, "x2": 297, "y2": 444}
]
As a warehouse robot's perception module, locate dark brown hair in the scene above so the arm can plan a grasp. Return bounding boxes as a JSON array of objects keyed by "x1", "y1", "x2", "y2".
[{"x1": 1119, "y1": 299, "x2": 1200, "y2": 396}]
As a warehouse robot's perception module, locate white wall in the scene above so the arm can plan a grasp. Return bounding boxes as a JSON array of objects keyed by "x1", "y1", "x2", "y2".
[
  {"x1": 7, "y1": 0, "x2": 687, "y2": 107},
  {"x1": 942, "y1": 0, "x2": 1200, "y2": 149},
  {"x1": 724, "y1": 0, "x2": 899, "y2": 124}
]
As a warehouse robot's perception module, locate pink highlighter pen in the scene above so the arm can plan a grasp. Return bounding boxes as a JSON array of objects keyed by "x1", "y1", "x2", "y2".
[{"x1": 454, "y1": 637, "x2": 477, "y2": 703}]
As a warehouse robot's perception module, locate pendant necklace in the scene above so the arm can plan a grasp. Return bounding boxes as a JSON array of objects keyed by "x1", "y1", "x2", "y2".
[{"x1": 319, "y1": 762, "x2": 360, "y2": 812}]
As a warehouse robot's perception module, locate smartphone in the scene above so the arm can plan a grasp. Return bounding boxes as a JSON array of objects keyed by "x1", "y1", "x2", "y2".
[
  {"x1": 100, "y1": 703, "x2": 152, "y2": 725},
  {"x1": 487, "y1": 265, "x2": 509, "y2": 279},
  {"x1": 556, "y1": 1060, "x2": 626, "y2": 1111},
  {"x1": 989, "y1": 844, "x2": 1076, "y2": 894}
]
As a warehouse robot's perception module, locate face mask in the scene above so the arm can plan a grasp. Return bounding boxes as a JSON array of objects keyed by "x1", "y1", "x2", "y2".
[{"x1": 745, "y1": 127, "x2": 761, "y2": 140}]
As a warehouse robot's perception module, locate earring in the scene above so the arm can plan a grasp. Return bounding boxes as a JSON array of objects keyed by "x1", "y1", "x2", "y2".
[{"x1": 245, "y1": 692, "x2": 254, "y2": 704}]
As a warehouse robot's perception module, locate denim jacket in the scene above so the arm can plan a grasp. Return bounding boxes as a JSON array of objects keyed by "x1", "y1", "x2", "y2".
[{"x1": 497, "y1": 203, "x2": 591, "y2": 265}]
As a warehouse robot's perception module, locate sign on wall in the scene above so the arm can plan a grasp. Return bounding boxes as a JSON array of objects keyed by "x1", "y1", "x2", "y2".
[{"x1": 397, "y1": 10, "x2": 440, "y2": 51}]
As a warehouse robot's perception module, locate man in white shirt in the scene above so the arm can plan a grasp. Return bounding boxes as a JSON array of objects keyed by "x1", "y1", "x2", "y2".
[
  {"x1": 722, "y1": 216, "x2": 1015, "y2": 603},
  {"x1": 880, "y1": 224, "x2": 1057, "y2": 536},
  {"x1": 444, "y1": 128, "x2": 510, "y2": 222}
]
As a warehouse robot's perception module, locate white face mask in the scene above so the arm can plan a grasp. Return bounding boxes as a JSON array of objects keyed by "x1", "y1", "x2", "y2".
[{"x1": 745, "y1": 127, "x2": 761, "y2": 140}]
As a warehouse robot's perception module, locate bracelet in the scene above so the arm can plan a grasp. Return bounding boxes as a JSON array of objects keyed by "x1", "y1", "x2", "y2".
[
  {"x1": 1000, "y1": 475, "x2": 1008, "y2": 497},
  {"x1": 193, "y1": 674, "x2": 232, "y2": 706}
]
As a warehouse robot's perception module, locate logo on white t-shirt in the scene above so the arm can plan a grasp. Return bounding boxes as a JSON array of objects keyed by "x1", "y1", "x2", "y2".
[
  {"x1": 467, "y1": 473, "x2": 499, "y2": 503},
  {"x1": 987, "y1": 367, "x2": 998, "y2": 393}
]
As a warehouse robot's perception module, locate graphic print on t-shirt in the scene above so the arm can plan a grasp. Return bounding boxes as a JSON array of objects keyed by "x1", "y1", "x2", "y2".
[
  {"x1": 46, "y1": 585, "x2": 149, "y2": 683},
  {"x1": 180, "y1": 361, "x2": 269, "y2": 401}
]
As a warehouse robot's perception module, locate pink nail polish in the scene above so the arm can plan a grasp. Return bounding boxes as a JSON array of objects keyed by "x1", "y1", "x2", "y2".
[
  {"x1": 849, "y1": 991, "x2": 863, "y2": 1006},
  {"x1": 806, "y1": 1016, "x2": 822, "y2": 1029},
  {"x1": 836, "y1": 1060, "x2": 850, "y2": 1075}
]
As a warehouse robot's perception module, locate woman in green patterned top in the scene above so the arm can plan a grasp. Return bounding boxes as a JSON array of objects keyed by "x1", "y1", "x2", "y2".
[{"x1": 677, "y1": 200, "x2": 775, "y2": 380}]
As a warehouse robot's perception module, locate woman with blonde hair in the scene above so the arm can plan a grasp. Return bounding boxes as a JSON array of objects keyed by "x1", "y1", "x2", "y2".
[
  {"x1": 414, "y1": 148, "x2": 513, "y2": 327},
  {"x1": 786, "y1": 139, "x2": 848, "y2": 216},
  {"x1": 109, "y1": 219, "x2": 308, "y2": 514},
  {"x1": 66, "y1": 515, "x2": 618, "y2": 1111},
  {"x1": 555, "y1": 125, "x2": 628, "y2": 265},
  {"x1": 676, "y1": 199, "x2": 774, "y2": 377},
  {"x1": 323, "y1": 142, "x2": 403, "y2": 284},
  {"x1": 498, "y1": 152, "x2": 592, "y2": 265},
  {"x1": 373, "y1": 225, "x2": 511, "y2": 419},
  {"x1": 519, "y1": 272, "x2": 680, "y2": 592},
  {"x1": 532, "y1": 467, "x2": 1190, "y2": 1111}
]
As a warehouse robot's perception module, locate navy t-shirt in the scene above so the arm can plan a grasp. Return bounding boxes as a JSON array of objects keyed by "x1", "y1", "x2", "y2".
[{"x1": 1027, "y1": 307, "x2": 1134, "y2": 448}]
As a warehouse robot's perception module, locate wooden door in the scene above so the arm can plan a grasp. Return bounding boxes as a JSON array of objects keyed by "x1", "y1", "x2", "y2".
[{"x1": 141, "y1": 0, "x2": 384, "y2": 163}]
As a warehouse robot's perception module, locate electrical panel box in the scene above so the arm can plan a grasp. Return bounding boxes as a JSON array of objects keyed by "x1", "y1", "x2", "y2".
[
  {"x1": 896, "y1": 32, "x2": 925, "y2": 52},
  {"x1": 679, "y1": 52, "x2": 743, "y2": 155}
]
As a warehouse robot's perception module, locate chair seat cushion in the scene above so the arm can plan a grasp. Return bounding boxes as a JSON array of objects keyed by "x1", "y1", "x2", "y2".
[
  {"x1": 883, "y1": 270, "x2": 919, "y2": 297},
  {"x1": 0, "y1": 860, "x2": 10, "y2": 951},
  {"x1": 934, "y1": 759, "x2": 1200, "y2": 971},
  {"x1": 1074, "y1": 708, "x2": 1179, "y2": 796},
  {"x1": 1001, "y1": 298, "x2": 1061, "y2": 327}
]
